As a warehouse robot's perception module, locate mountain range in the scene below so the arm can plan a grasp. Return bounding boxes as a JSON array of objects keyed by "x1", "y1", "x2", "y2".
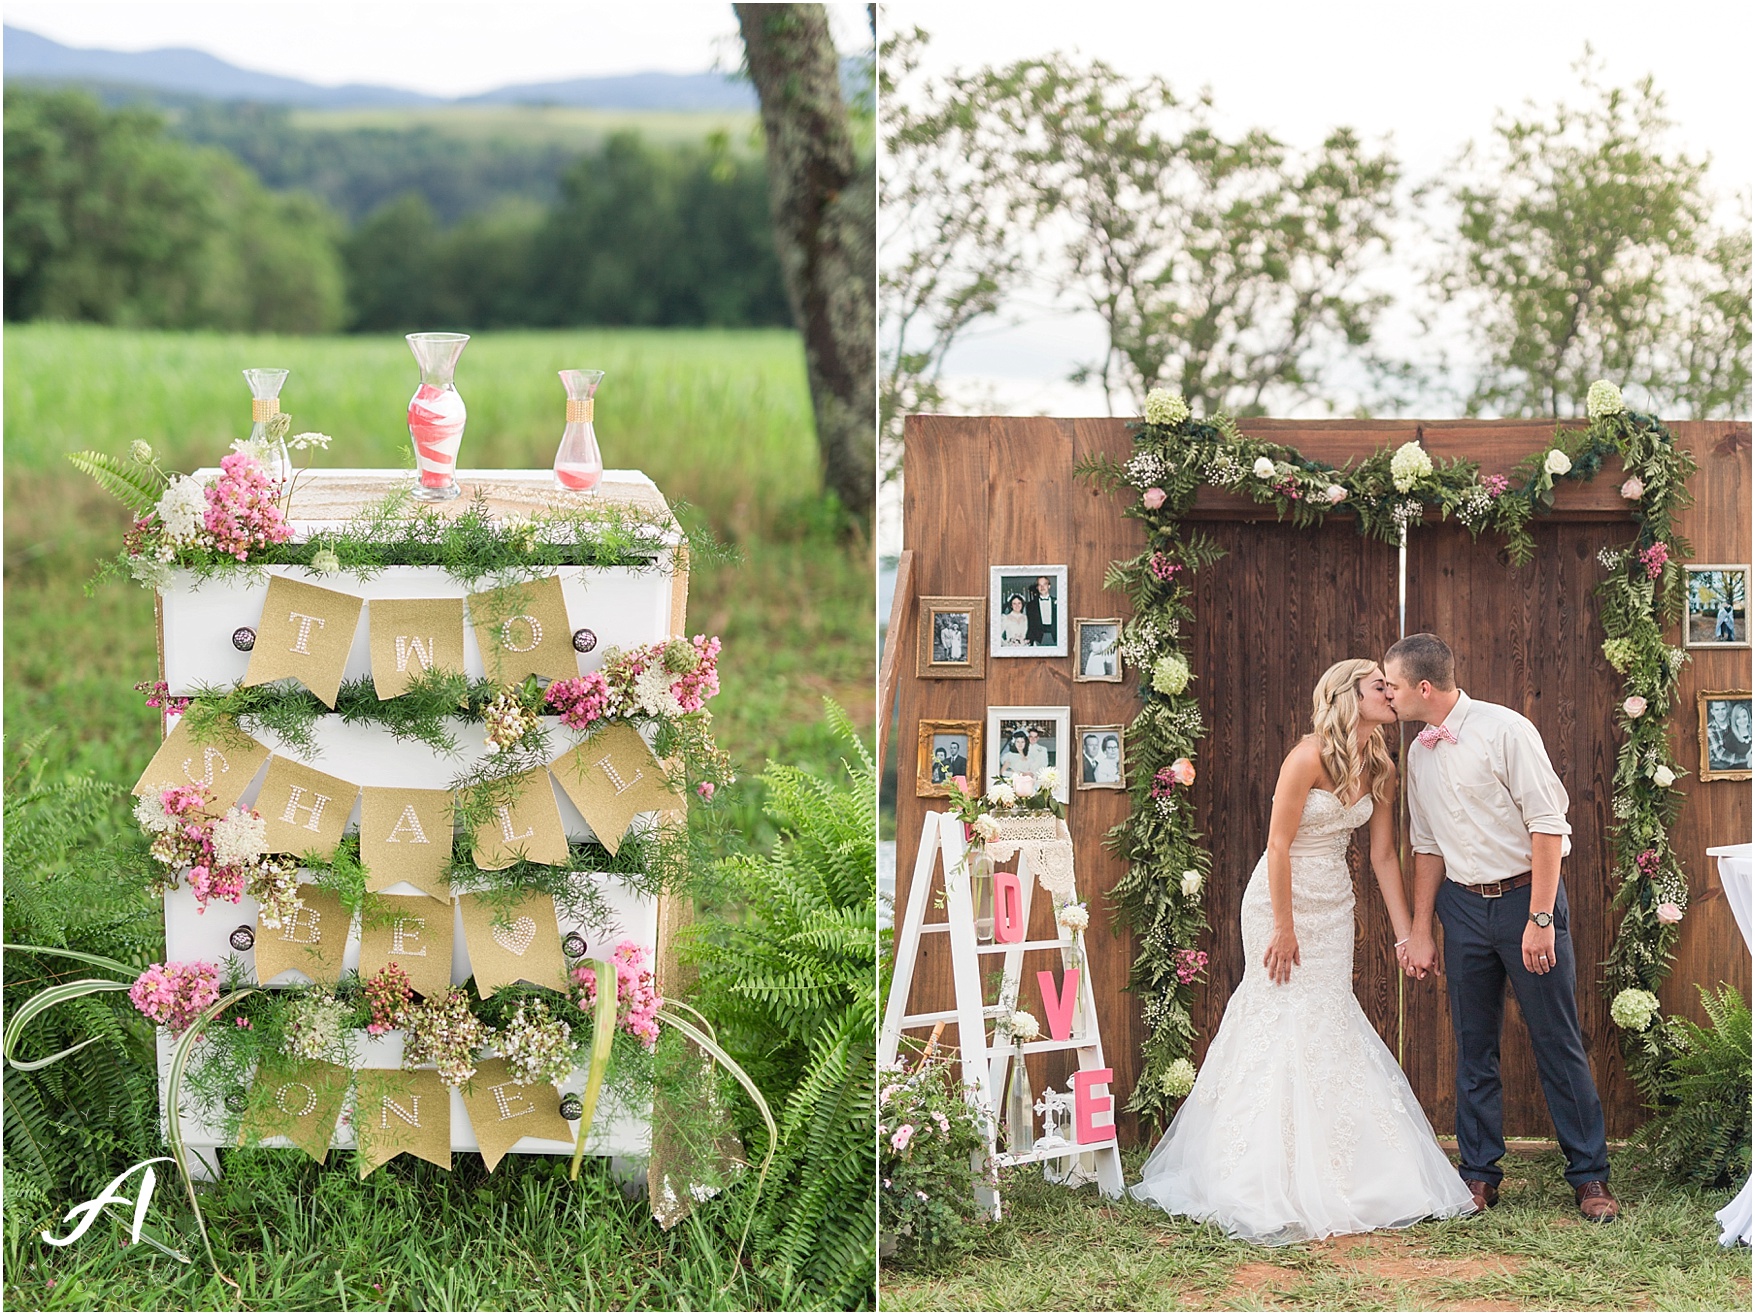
[{"x1": 2, "y1": 25, "x2": 760, "y2": 111}]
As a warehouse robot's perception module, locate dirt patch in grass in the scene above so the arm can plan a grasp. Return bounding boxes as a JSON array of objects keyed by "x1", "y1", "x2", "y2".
[{"x1": 1313, "y1": 1231, "x2": 1526, "y2": 1284}]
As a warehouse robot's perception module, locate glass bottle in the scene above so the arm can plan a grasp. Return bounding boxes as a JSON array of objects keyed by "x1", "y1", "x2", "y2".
[
  {"x1": 970, "y1": 849, "x2": 995, "y2": 942},
  {"x1": 405, "y1": 333, "x2": 470, "y2": 502},
  {"x1": 242, "y1": 368, "x2": 290, "y2": 483},
  {"x1": 553, "y1": 369, "x2": 605, "y2": 492},
  {"x1": 1004, "y1": 1041, "x2": 1034, "y2": 1155}
]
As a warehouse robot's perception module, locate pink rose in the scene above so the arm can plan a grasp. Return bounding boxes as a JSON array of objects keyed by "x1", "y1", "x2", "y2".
[
  {"x1": 1623, "y1": 695, "x2": 1647, "y2": 718},
  {"x1": 1142, "y1": 487, "x2": 1167, "y2": 510},
  {"x1": 1620, "y1": 476, "x2": 1644, "y2": 500},
  {"x1": 1012, "y1": 774, "x2": 1036, "y2": 798},
  {"x1": 1655, "y1": 902, "x2": 1683, "y2": 924},
  {"x1": 1170, "y1": 757, "x2": 1196, "y2": 787}
]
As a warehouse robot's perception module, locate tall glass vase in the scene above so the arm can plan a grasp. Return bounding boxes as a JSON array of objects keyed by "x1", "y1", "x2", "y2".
[
  {"x1": 405, "y1": 333, "x2": 469, "y2": 501},
  {"x1": 1004, "y1": 1041, "x2": 1034, "y2": 1155},
  {"x1": 970, "y1": 849, "x2": 995, "y2": 942},
  {"x1": 242, "y1": 368, "x2": 290, "y2": 483},
  {"x1": 553, "y1": 369, "x2": 605, "y2": 492}
]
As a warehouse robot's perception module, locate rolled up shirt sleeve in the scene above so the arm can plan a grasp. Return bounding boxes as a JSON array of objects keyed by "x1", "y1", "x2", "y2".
[
  {"x1": 1501, "y1": 718, "x2": 1573, "y2": 839},
  {"x1": 1406, "y1": 754, "x2": 1442, "y2": 856}
]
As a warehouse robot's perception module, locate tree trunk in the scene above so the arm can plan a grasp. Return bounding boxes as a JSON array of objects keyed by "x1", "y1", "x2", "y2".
[{"x1": 735, "y1": 3, "x2": 874, "y2": 528}]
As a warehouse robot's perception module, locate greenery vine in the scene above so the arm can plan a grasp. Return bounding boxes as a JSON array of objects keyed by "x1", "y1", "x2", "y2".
[{"x1": 1078, "y1": 382, "x2": 1698, "y2": 1124}]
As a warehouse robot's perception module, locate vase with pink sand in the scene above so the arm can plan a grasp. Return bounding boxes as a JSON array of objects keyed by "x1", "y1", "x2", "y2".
[
  {"x1": 553, "y1": 369, "x2": 605, "y2": 492},
  {"x1": 405, "y1": 332, "x2": 469, "y2": 501}
]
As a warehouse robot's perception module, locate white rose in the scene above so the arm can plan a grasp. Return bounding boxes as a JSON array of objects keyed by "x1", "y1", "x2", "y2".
[
  {"x1": 1252, "y1": 456, "x2": 1277, "y2": 480},
  {"x1": 1544, "y1": 449, "x2": 1572, "y2": 476},
  {"x1": 1180, "y1": 869, "x2": 1203, "y2": 897},
  {"x1": 1651, "y1": 765, "x2": 1676, "y2": 788}
]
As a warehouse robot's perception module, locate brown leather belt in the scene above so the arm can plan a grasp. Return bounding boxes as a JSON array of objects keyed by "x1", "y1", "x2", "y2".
[{"x1": 1453, "y1": 872, "x2": 1533, "y2": 899}]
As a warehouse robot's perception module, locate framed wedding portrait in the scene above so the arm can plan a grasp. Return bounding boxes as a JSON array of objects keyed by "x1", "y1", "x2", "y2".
[
  {"x1": 990, "y1": 564, "x2": 1068, "y2": 658},
  {"x1": 1073, "y1": 617, "x2": 1123, "y2": 682},
  {"x1": 1074, "y1": 724, "x2": 1126, "y2": 790},
  {"x1": 916, "y1": 719, "x2": 982, "y2": 798},
  {"x1": 915, "y1": 595, "x2": 985, "y2": 679},
  {"x1": 986, "y1": 705, "x2": 1071, "y2": 803},
  {"x1": 1698, "y1": 691, "x2": 1752, "y2": 782},
  {"x1": 1684, "y1": 565, "x2": 1748, "y2": 648}
]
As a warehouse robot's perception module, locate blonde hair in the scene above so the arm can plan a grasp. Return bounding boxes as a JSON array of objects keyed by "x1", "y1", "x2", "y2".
[{"x1": 1310, "y1": 659, "x2": 1396, "y2": 804}]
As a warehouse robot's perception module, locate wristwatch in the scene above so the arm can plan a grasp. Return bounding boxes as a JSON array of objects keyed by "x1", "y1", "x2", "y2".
[{"x1": 1529, "y1": 910, "x2": 1554, "y2": 928}]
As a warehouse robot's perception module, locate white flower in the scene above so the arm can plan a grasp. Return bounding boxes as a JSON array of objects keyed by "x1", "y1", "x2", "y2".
[
  {"x1": 971, "y1": 813, "x2": 1000, "y2": 842},
  {"x1": 988, "y1": 782, "x2": 1017, "y2": 808},
  {"x1": 1609, "y1": 987, "x2": 1660, "y2": 1031},
  {"x1": 1586, "y1": 380, "x2": 1626, "y2": 420},
  {"x1": 1390, "y1": 441, "x2": 1432, "y2": 493},
  {"x1": 1012, "y1": 773, "x2": 1036, "y2": 798},
  {"x1": 1056, "y1": 902, "x2": 1090, "y2": 932},
  {"x1": 309, "y1": 549, "x2": 341, "y2": 573},
  {"x1": 288, "y1": 431, "x2": 332, "y2": 451},
  {"x1": 1006, "y1": 1011, "x2": 1041, "y2": 1042},
  {"x1": 633, "y1": 664, "x2": 682, "y2": 718},
  {"x1": 1152, "y1": 653, "x2": 1191, "y2": 696},
  {"x1": 133, "y1": 792, "x2": 174, "y2": 834},
  {"x1": 210, "y1": 807, "x2": 268, "y2": 867},
  {"x1": 155, "y1": 474, "x2": 209, "y2": 544},
  {"x1": 1544, "y1": 449, "x2": 1572, "y2": 476},
  {"x1": 1163, "y1": 1057, "x2": 1198, "y2": 1098},
  {"x1": 130, "y1": 440, "x2": 154, "y2": 464},
  {"x1": 1142, "y1": 388, "x2": 1190, "y2": 427},
  {"x1": 1252, "y1": 456, "x2": 1277, "y2": 480},
  {"x1": 1180, "y1": 869, "x2": 1203, "y2": 898},
  {"x1": 1651, "y1": 764, "x2": 1676, "y2": 788},
  {"x1": 1038, "y1": 767, "x2": 1060, "y2": 791},
  {"x1": 231, "y1": 435, "x2": 275, "y2": 462},
  {"x1": 1325, "y1": 484, "x2": 1348, "y2": 504}
]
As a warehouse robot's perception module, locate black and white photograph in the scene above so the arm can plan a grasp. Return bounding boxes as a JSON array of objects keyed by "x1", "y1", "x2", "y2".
[
  {"x1": 1074, "y1": 618, "x2": 1123, "y2": 682},
  {"x1": 990, "y1": 564, "x2": 1069, "y2": 658},
  {"x1": 916, "y1": 719, "x2": 983, "y2": 798},
  {"x1": 985, "y1": 705, "x2": 1071, "y2": 802},
  {"x1": 1698, "y1": 691, "x2": 1752, "y2": 781},
  {"x1": 1684, "y1": 566, "x2": 1748, "y2": 648},
  {"x1": 915, "y1": 595, "x2": 985, "y2": 679},
  {"x1": 1075, "y1": 725, "x2": 1126, "y2": 790}
]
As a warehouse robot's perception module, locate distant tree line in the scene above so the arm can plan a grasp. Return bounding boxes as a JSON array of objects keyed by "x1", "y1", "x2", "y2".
[{"x1": 3, "y1": 87, "x2": 790, "y2": 334}]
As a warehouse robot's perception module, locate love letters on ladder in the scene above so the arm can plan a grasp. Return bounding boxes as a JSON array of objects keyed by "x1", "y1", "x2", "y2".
[{"x1": 879, "y1": 810, "x2": 1125, "y2": 1220}]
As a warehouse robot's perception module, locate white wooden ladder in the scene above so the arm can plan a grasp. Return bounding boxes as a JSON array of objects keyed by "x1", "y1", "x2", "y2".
[{"x1": 880, "y1": 809, "x2": 1125, "y2": 1219}]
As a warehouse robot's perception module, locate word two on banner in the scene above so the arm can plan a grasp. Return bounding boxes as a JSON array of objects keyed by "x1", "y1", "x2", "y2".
[
  {"x1": 368, "y1": 596, "x2": 466, "y2": 699},
  {"x1": 467, "y1": 576, "x2": 577, "y2": 684},
  {"x1": 133, "y1": 718, "x2": 269, "y2": 807},
  {"x1": 238, "y1": 1058, "x2": 350, "y2": 1163},
  {"x1": 458, "y1": 890, "x2": 570, "y2": 997},
  {"x1": 257, "y1": 756, "x2": 357, "y2": 860},
  {"x1": 470, "y1": 768, "x2": 570, "y2": 870},
  {"x1": 358, "y1": 892, "x2": 455, "y2": 1000},
  {"x1": 242, "y1": 576, "x2": 364, "y2": 708},
  {"x1": 361, "y1": 786, "x2": 455, "y2": 894},
  {"x1": 355, "y1": 1068, "x2": 450, "y2": 1176},
  {"x1": 460, "y1": 1057, "x2": 573, "y2": 1170},
  {"x1": 550, "y1": 723, "x2": 683, "y2": 856},
  {"x1": 252, "y1": 884, "x2": 349, "y2": 984}
]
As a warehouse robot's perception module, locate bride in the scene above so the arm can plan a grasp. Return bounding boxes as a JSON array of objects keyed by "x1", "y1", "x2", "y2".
[{"x1": 1132, "y1": 658, "x2": 1477, "y2": 1244}]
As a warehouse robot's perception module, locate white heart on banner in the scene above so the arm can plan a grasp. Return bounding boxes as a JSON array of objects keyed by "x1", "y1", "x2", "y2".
[{"x1": 491, "y1": 916, "x2": 538, "y2": 956}]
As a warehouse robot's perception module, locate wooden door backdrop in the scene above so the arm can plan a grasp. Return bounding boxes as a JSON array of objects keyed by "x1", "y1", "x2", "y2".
[{"x1": 893, "y1": 414, "x2": 1751, "y2": 1147}]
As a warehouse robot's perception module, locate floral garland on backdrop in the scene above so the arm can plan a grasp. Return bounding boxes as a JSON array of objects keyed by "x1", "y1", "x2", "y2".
[{"x1": 1078, "y1": 381, "x2": 1699, "y2": 1123}]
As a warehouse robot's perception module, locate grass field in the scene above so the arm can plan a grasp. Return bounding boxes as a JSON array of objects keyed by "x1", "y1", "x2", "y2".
[
  {"x1": 280, "y1": 105, "x2": 763, "y2": 150},
  {"x1": 882, "y1": 1145, "x2": 1751, "y2": 1312}
]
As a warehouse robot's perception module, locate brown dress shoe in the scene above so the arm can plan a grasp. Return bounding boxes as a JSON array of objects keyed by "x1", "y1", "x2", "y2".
[
  {"x1": 1575, "y1": 1180, "x2": 1619, "y2": 1221},
  {"x1": 1462, "y1": 1178, "x2": 1499, "y2": 1211}
]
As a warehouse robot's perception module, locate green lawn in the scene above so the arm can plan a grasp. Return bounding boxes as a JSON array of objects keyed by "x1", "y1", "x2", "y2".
[
  {"x1": 881, "y1": 1145, "x2": 1751, "y2": 1312},
  {"x1": 280, "y1": 105, "x2": 763, "y2": 150}
]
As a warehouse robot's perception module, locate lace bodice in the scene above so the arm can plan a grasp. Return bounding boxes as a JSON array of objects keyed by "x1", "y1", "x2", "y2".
[{"x1": 1286, "y1": 788, "x2": 1373, "y2": 857}]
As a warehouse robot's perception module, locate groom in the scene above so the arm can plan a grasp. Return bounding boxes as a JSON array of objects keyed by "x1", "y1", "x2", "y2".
[{"x1": 1384, "y1": 633, "x2": 1618, "y2": 1223}]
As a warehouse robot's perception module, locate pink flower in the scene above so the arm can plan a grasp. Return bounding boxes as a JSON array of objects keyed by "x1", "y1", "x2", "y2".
[
  {"x1": 1012, "y1": 774, "x2": 1036, "y2": 798},
  {"x1": 1624, "y1": 695, "x2": 1647, "y2": 718},
  {"x1": 203, "y1": 453, "x2": 291, "y2": 561},
  {"x1": 1638, "y1": 542, "x2": 1670, "y2": 580},
  {"x1": 1148, "y1": 552, "x2": 1183, "y2": 582},
  {"x1": 1174, "y1": 948, "x2": 1209, "y2": 985},
  {"x1": 1635, "y1": 849, "x2": 1662, "y2": 877},
  {"x1": 573, "y1": 939, "x2": 660, "y2": 1049},
  {"x1": 1170, "y1": 757, "x2": 1196, "y2": 786},
  {"x1": 891, "y1": 1124, "x2": 915, "y2": 1152},
  {"x1": 234, "y1": 1016, "x2": 251, "y2": 1029},
  {"x1": 1655, "y1": 902, "x2": 1683, "y2": 924},
  {"x1": 1620, "y1": 476, "x2": 1644, "y2": 500},
  {"x1": 1142, "y1": 487, "x2": 1167, "y2": 510},
  {"x1": 545, "y1": 671, "x2": 615, "y2": 731},
  {"x1": 129, "y1": 960, "x2": 221, "y2": 1033},
  {"x1": 696, "y1": 781, "x2": 716, "y2": 801},
  {"x1": 1483, "y1": 474, "x2": 1511, "y2": 498},
  {"x1": 1325, "y1": 484, "x2": 1348, "y2": 504}
]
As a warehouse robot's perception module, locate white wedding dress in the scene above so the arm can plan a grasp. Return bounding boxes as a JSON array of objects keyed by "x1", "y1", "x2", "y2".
[{"x1": 1132, "y1": 788, "x2": 1477, "y2": 1244}]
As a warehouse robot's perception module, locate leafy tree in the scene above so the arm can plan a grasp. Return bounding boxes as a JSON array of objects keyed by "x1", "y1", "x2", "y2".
[
  {"x1": 1426, "y1": 55, "x2": 1751, "y2": 419},
  {"x1": 340, "y1": 191, "x2": 453, "y2": 331}
]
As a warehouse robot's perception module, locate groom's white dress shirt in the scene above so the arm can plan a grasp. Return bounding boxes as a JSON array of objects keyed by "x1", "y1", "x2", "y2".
[{"x1": 1405, "y1": 690, "x2": 1573, "y2": 886}]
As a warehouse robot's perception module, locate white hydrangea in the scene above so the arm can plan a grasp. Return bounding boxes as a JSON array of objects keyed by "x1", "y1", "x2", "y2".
[
  {"x1": 1609, "y1": 987, "x2": 1660, "y2": 1031},
  {"x1": 133, "y1": 792, "x2": 175, "y2": 834},
  {"x1": 1142, "y1": 388, "x2": 1190, "y2": 427},
  {"x1": 1544, "y1": 449, "x2": 1572, "y2": 476},
  {"x1": 1006, "y1": 1011, "x2": 1041, "y2": 1042},
  {"x1": 633, "y1": 664, "x2": 682, "y2": 718},
  {"x1": 1163, "y1": 1057, "x2": 1198, "y2": 1098},
  {"x1": 1390, "y1": 441, "x2": 1432, "y2": 492},
  {"x1": 1586, "y1": 380, "x2": 1626, "y2": 420},
  {"x1": 155, "y1": 475, "x2": 209, "y2": 544},
  {"x1": 1056, "y1": 902, "x2": 1090, "y2": 932},
  {"x1": 210, "y1": 807, "x2": 268, "y2": 868}
]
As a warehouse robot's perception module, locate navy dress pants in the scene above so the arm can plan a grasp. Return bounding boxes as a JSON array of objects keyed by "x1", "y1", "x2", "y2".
[{"x1": 1434, "y1": 877, "x2": 1610, "y2": 1188}]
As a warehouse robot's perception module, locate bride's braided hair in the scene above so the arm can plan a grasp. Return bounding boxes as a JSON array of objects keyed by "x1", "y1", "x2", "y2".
[{"x1": 1310, "y1": 658, "x2": 1396, "y2": 804}]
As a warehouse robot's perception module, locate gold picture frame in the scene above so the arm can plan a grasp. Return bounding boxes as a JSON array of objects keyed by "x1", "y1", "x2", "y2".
[
  {"x1": 1074, "y1": 725, "x2": 1126, "y2": 790},
  {"x1": 1698, "y1": 690, "x2": 1752, "y2": 782},
  {"x1": 1073, "y1": 618, "x2": 1124, "y2": 682},
  {"x1": 916, "y1": 596, "x2": 986, "y2": 679},
  {"x1": 917, "y1": 719, "x2": 982, "y2": 797}
]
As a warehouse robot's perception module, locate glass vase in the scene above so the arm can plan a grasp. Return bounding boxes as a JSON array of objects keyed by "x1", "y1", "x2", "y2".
[
  {"x1": 553, "y1": 369, "x2": 605, "y2": 492},
  {"x1": 242, "y1": 368, "x2": 291, "y2": 483},
  {"x1": 970, "y1": 849, "x2": 995, "y2": 942},
  {"x1": 1004, "y1": 1041, "x2": 1034, "y2": 1155},
  {"x1": 405, "y1": 333, "x2": 469, "y2": 502}
]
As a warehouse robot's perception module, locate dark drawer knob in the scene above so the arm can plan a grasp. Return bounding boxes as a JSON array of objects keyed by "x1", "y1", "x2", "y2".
[
  {"x1": 559, "y1": 1093, "x2": 584, "y2": 1120},
  {"x1": 230, "y1": 925, "x2": 255, "y2": 952},
  {"x1": 232, "y1": 627, "x2": 257, "y2": 652},
  {"x1": 572, "y1": 628, "x2": 598, "y2": 653},
  {"x1": 562, "y1": 932, "x2": 587, "y2": 958}
]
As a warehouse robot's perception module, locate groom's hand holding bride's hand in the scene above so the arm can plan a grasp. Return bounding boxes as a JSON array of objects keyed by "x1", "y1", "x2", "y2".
[{"x1": 1401, "y1": 929, "x2": 1439, "y2": 980}]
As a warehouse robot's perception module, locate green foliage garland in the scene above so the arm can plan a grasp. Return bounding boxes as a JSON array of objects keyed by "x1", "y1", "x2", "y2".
[{"x1": 1079, "y1": 383, "x2": 1697, "y2": 1126}]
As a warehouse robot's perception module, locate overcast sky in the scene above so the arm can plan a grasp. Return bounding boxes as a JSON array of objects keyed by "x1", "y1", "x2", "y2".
[{"x1": 3, "y1": 1, "x2": 871, "y2": 95}]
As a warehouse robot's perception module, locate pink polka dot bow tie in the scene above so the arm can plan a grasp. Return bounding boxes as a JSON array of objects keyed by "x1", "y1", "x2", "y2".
[{"x1": 1417, "y1": 724, "x2": 1458, "y2": 749}]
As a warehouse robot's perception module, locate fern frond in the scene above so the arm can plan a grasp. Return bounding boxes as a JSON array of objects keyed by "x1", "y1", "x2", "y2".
[{"x1": 65, "y1": 450, "x2": 166, "y2": 515}]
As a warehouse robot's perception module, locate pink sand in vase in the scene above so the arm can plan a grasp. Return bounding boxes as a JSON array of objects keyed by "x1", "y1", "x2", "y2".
[
  {"x1": 553, "y1": 369, "x2": 605, "y2": 492},
  {"x1": 405, "y1": 333, "x2": 469, "y2": 501}
]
